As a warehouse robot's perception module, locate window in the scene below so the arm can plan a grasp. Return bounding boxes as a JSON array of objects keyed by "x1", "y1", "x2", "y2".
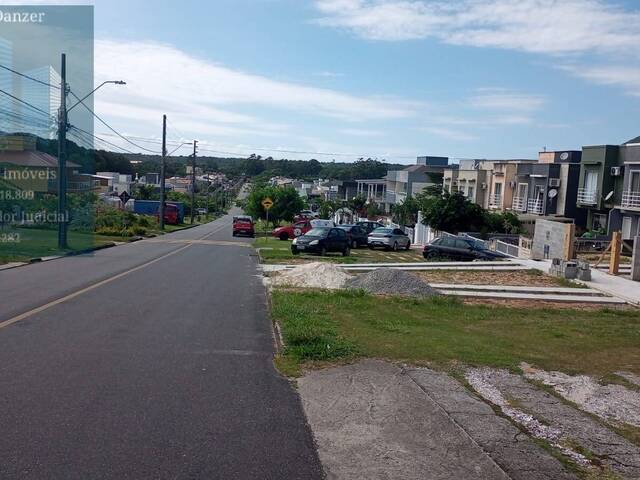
[
  {"x1": 467, "y1": 186, "x2": 474, "y2": 199},
  {"x1": 494, "y1": 183, "x2": 503, "y2": 195},
  {"x1": 593, "y1": 214, "x2": 607, "y2": 232},
  {"x1": 584, "y1": 170, "x2": 598, "y2": 191},
  {"x1": 455, "y1": 239, "x2": 472, "y2": 249},
  {"x1": 393, "y1": 229, "x2": 404, "y2": 235},
  {"x1": 630, "y1": 171, "x2": 640, "y2": 192}
]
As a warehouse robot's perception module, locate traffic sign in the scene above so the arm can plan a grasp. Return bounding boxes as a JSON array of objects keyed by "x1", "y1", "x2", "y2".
[
  {"x1": 261, "y1": 197, "x2": 274, "y2": 210},
  {"x1": 119, "y1": 191, "x2": 131, "y2": 205}
]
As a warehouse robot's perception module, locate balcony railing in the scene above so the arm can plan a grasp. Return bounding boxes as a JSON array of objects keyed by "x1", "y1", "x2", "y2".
[
  {"x1": 512, "y1": 197, "x2": 526, "y2": 212},
  {"x1": 489, "y1": 194, "x2": 502, "y2": 208},
  {"x1": 622, "y1": 190, "x2": 640, "y2": 209},
  {"x1": 577, "y1": 188, "x2": 598, "y2": 205},
  {"x1": 527, "y1": 199, "x2": 543, "y2": 215}
]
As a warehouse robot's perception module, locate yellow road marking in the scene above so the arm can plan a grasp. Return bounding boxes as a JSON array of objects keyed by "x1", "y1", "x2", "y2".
[{"x1": 0, "y1": 219, "x2": 236, "y2": 331}]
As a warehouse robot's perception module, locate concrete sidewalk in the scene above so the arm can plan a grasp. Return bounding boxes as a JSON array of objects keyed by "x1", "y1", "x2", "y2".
[
  {"x1": 298, "y1": 360, "x2": 575, "y2": 480},
  {"x1": 516, "y1": 258, "x2": 640, "y2": 305}
]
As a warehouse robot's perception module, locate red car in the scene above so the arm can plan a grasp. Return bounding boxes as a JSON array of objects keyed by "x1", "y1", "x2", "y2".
[
  {"x1": 272, "y1": 220, "x2": 313, "y2": 241},
  {"x1": 156, "y1": 204, "x2": 180, "y2": 225},
  {"x1": 232, "y1": 215, "x2": 255, "y2": 237}
]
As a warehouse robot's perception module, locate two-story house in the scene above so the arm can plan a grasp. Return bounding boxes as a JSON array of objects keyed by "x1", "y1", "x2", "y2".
[
  {"x1": 512, "y1": 150, "x2": 586, "y2": 226},
  {"x1": 576, "y1": 144, "x2": 625, "y2": 233},
  {"x1": 610, "y1": 137, "x2": 640, "y2": 240},
  {"x1": 383, "y1": 156, "x2": 448, "y2": 211},
  {"x1": 452, "y1": 159, "x2": 494, "y2": 208},
  {"x1": 486, "y1": 159, "x2": 537, "y2": 211}
]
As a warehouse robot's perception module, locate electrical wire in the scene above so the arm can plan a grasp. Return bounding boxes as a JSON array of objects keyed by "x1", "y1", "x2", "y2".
[
  {"x1": 0, "y1": 63, "x2": 59, "y2": 88},
  {"x1": 0, "y1": 88, "x2": 54, "y2": 118},
  {"x1": 67, "y1": 89, "x2": 161, "y2": 154},
  {"x1": 68, "y1": 125, "x2": 137, "y2": 154}
]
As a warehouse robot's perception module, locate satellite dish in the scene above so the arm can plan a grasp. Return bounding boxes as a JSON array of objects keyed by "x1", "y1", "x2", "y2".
[
  {"x1": 604, "y1": 191, "x2": 614, "y2": 201},
  {"x1": 560, "y1": 152, "x2": 569, "y2": 161},
  {"x1": 548, "y1": 189, "x2": 558, "y2": 198}
]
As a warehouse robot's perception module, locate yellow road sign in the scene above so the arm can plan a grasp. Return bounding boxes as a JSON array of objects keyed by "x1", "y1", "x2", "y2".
[{"x1": 261, "y1": 197, "x2": 274, "y2": 210}]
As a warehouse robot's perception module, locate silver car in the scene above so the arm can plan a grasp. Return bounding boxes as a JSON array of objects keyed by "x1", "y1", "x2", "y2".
[{"x1": 368, "y1": 227, "x2": 411, "y2": 251}]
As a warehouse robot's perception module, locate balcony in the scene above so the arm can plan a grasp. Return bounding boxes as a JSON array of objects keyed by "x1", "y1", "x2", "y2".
[
  {"x1": 489, "y1": 194, "x2": 502, "y2": 208},
  {"x1": 622, "y1": 191, "x2": 640, "y2": 209},
  {"x1": 512, "y1": 197, "x2": 526, "y2": 212},
  {"x1": 527, "y1": 199, "x2": 544, "y2": 215},
  {"x1": 577, "y1": 188, "x2": 598, "y2": 205}
]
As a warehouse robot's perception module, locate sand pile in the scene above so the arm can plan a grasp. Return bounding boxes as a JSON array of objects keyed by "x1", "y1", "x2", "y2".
[{"x1": 271, "y1": 262, "x2": 351, "y2": 289}]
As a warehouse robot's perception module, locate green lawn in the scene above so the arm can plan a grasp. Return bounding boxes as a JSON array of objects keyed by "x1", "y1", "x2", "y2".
[
  {"x1": 271, "y1": 289, "x2": 640, "y2": 377},
  {"x1": 256, "y1": 236, "x2": 424, "y2": 264},
  {"x1": 0, "y1": 227, "x2": 126, "y2": 263}
]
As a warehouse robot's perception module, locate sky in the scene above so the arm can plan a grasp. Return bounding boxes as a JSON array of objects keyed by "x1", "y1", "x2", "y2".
[{"x1": 8, "y1": 0, "x2": 640, "y2": 163}]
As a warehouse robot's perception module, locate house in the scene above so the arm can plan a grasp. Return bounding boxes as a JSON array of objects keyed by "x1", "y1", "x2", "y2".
[
  {"x1": 512, "y1": 150, "x2": 586, "y2": 226},
  {"x1": 576, "y1": 144, "x2": 625, "y2": 233},
  {"x1": 383, "y1": 156, "x2": 448, "y2": 211},
  {"x1": 97, "y1": 171, "x2": 134, "y2": 195},
  {"x1": 355, "y1": 178, "x2": 386, "y2": 206},
  {"x1": 609, "y1": 137, "x2": 640, "y2": 240},
  {"x1": 336, "y1": 180, "x2": 358, "y2": 202},
  {"x1": 0, "y1": 134, "x2": 83, "y2": 193},
  {"x1": 486, "y1": 159, "x2": 537, "y2": 212},
  {"x1": 445, "y1": 159, "x2": 494, "y2": 208}
]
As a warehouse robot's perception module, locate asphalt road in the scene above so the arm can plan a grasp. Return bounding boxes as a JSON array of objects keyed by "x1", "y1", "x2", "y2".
[{"x1": 0, "y1": 209, "x2": 324, "y2": 479}]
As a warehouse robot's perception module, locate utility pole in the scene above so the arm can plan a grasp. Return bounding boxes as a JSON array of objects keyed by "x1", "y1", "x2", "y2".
[
  {"x1": 190, "y1": 140, "x2": 197, "y2": 224},
  {"x1": 159, "y1": 114, "x2": 167, "y2": 230},
  {"x1": 57, "y1": 53, "x2": 68, "y2": 249}
]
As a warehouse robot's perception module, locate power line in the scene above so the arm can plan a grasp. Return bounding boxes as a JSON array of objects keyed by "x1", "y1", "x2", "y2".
[
  {"x1": 67, "y1": 89, "x2": 161, "y2": 154},
  {"x1": 68, "y1": 125, "x2": 137, "y2": 154},
  {"x1": 0, "y1": 88, "x2": 54, "y2": 118},
  {"x1": 0, "y1": 63, "x2": 58, "y2": 88}
]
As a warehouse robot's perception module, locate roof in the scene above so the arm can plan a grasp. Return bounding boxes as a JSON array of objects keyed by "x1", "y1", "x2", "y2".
[
  {"x1": 624, "y1": 135, "x2": 640, "y2": 145},
  {"x1": 0, "y1": 150, "x2": 79, "y2": 168},
  {"x1": 404, "y1": 164, "x2": 427, "y2": 172}
]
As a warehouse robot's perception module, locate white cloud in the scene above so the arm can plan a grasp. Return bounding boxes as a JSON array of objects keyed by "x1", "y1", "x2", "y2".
[
  {"x1": 315, "y1": 71, "x2": 345, "y2": 78},
  {"x1": 558, "y1": 64, "x2": 640, "y2": 97},
  {"x1": 421, "y1": 126, "x2": 477, "y2": 141},
  {"x1": 340, "y1": 127, "x2": 384, "y2": 136},
  {"x1": 95, "y1": 39, "x2": 417, "y2": 126},
  {"x1": 314, "y1": 0, "x2": 640, "y2": 56},
  {"x1": 468, "y1": 89, "x2": 546, "y2": 112}
]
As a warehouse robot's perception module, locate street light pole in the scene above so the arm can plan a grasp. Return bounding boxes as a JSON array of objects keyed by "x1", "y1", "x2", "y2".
[
  {"x1": 57, "y1": 53, "x2": 68, "y2": 250},
  {"x1": 190, "y1": 140, "x2": 197, "y2": 225},
  {"x1": 67, "y1": 80, "x2": 126, "y2": 112},
  {"x1": 159, "y1": 114, "x2": 167, "y2": 230}
]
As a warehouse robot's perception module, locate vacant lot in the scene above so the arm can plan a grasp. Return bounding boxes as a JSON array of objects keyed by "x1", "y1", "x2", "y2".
[
  {"x1": 272, "y1": 289, "x2": 640, "y2": 377},
  {"x1": 415, "y1": 268, "x2": 585, "y2": 288},
  {"x1": 257, "y1": 236, "x2": 425, "y2": 264}
]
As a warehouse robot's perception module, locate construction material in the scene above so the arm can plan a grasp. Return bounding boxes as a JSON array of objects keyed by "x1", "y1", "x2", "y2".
[
  {"x1": 610, "y1": 230, "x2": 622, "y2": 275},
  {"x1": 271, "y1": 262, "x2": 351, "y2": 289},
  {"x1": 346, "y1": 268, "x2": 439, "y2": 298}
]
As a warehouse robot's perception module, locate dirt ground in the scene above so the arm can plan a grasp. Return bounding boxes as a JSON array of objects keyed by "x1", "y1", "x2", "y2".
[
  {"x1": 415, "y1": 269, "x2": 567, "y2": 287},
  {"x1": 461, "y1": 297, "x2": 634, "y2": 311}
]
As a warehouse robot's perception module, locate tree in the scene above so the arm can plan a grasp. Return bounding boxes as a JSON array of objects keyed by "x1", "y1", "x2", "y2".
[
  {"x1": 317, "y1": 198, "x2": 340, "y2": 219},
  {"x1": 244, "y1": 184, "x2": 303, "y2": 226},
  {"x1": 418, "y1": 191, "x2": 486, "y2": 233},
  {"x1": 347, "y1": 194, "x2": 367, "y2": 217},
  {"x1": 391, "y1": 196, "x2": 420, "y2": 227}
]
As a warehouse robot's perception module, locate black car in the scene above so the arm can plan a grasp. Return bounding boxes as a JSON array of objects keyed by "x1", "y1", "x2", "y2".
[
  {"x1": 356, "y1": 220, "x2": 384, "y2": 235},
  {"x1": 337, "y1": 224, "x2": 368, "y2": 248},
  {"x1": 291, "y1": 227, "x2": 351, "y2": 256},
  {"x1": 422, "y1": 236, "x2": 508, "y2": 261}
]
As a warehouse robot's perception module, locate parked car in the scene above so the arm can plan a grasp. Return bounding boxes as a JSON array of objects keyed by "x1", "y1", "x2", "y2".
[
  {"x1": 368, "y1": 227, "x2": 411, "y2": 251},
  {"x1": 356, "y1": 220, "x2": 385, "y2": 234},
  {"x1": 291, "y1": 227, "x2": 351, "y2": 256},
  {"x1": 336, "y1": 224, "x2": 368, "y2": 249},
  {"x1": 272, "y1": 219, "x2": 334, "y2": 240},
  {"x1": 299, "y1": 209, "x2": 319, "y2": 218},
  {"x1": 232, "y1": 215, "x2": 255, "y2": 237},
  {"x1": 422, "y1": 236, "x2": 508, "y2": 261}
]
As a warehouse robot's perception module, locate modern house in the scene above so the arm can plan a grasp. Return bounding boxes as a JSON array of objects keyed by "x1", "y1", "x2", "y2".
[
  {"x1": 445, "y1": 159, "x2": 494, "y2": 208},
  {"x1": 355, "y1": 178, "x2": 387, "y2": 207},
  {"x1": 576, "y1": 144, "x2": 625, "y2": 233},
  {"x1": 610, "y1": 137, "x2": 640, "y2": 240},
  {"x1": 486, "y1": 159, "x2": 537, "y2": 212},
  {"x1": 512, "y1": 150, "x2": 586, "y2": 226},
  {"x1": 383, "y1": 156, "x2": 448, "y2": 211}
]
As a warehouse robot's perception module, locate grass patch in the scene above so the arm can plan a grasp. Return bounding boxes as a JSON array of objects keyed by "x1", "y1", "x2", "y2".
[
  {"x1": 255, "y1": 236, "x2": 423, "y2": 264},
  {"x1": 271, "y1": 289, "x2": 640, "y2": 376},
  {"x1": 0, "y1": 227, "x2": 125, "y2": 263}
]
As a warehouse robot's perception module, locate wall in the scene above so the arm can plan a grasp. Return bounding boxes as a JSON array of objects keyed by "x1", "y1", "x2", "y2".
[{"x1": 531, "y1": 219, "x2": 575, "y2": 260}]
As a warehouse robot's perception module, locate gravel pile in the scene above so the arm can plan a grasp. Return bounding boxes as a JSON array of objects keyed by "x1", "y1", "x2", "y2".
[
  {"x1": 272, "y1": 262, "x2": 351, "y2": 289},
  {"x1": 346, "y1": 268, "x2": 439, "y2": 298}
]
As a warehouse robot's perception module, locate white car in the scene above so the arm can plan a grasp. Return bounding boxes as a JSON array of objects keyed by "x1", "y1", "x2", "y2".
[
  {"x1": 368, "y1": 227, "x2": 411, "y2": 251},
  {"x1": 300, "y1": 209, "x2": 319, "y2": 218}
]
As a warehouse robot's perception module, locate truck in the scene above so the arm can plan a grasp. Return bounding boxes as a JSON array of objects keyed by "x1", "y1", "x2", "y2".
[{"x1": 133, "y1": 200, "x2": 185, "y2": 224}]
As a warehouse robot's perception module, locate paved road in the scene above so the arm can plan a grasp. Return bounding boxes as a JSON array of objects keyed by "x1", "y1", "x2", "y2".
[{"x1": 0, "y1": 209, "x2": 323, "y2": 479}]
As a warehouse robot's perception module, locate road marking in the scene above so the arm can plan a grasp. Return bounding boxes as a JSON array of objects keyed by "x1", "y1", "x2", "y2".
[
  {"x1": 0, "y1": 218, "x2": 237, "y2": 331},
  {"x1": 144, "y1": 239, "x2": 251, "y2": 247}
]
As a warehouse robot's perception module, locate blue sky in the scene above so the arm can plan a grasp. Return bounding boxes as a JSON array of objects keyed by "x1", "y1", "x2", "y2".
[{"x1": 66, "y1": 0, "x2": 640, "y2": 162}]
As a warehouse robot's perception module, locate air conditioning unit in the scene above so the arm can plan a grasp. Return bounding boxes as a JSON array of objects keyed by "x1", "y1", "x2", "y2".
[
  {"x1": 549, "y1": 178, "x2": 561, "y2": 187},
  {"x1": 481, "y1": 182, "x2": 487, "y2": 190},
  {"x1": 611, "y1": 166, "x2": 623, "y2": 176}
]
